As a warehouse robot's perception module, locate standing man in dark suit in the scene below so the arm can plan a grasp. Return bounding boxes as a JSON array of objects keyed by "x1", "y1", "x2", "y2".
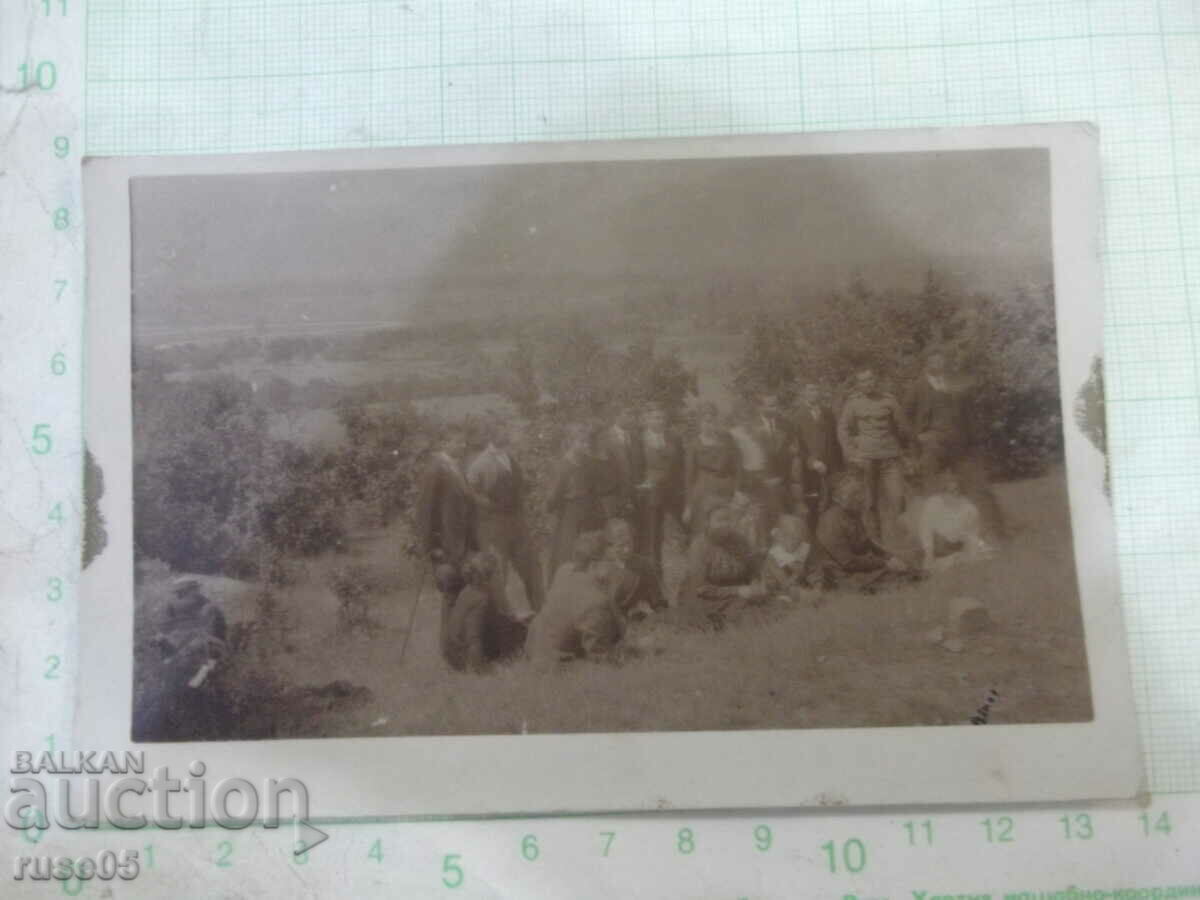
[
  {"x1": 594, "y1": 409, "x2": 638, "y2": 524},
  {"x1": 630, "y1": 401, "x2": 684, "y2": 587},
  {"x1": 792, "y1": 382, "x2": 842, "y2": 535},
  {"x1": 749, "y1": 393, "x2": 793, "y2": 526},
  {"x1": 905, "y1": 350, "x2": 1007, "y2": 536},
  {"x1": 466, "y1": 419, "x2": 544, "y2": 617},
  {"x1": 415, "y1": 425, "x2": 478, "y2": 647},
  {"x1": 906, "y1": 350, "x2": 970, "y2": 480}
]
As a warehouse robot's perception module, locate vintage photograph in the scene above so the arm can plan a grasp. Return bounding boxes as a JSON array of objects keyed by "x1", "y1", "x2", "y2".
[{"x1": 122, "y1": 142, "x2": 1099, "y2": 744}]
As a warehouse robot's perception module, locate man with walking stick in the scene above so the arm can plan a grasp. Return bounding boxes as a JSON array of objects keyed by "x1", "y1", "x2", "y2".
[{"x1": 413, "y1": 425, "x2": 477, "y2": 666}]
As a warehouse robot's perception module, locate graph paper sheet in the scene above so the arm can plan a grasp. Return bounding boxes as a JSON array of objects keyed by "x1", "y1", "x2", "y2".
[
  {"x1": 0, "y1": 0, "x2": 1192, "y2": 784},
  {"x1": 1, "y1": 2, "x2": 1198, "y2": 896},
  {"x1": 79, "y1": 0, "x2": 1200, "y2": 794}
]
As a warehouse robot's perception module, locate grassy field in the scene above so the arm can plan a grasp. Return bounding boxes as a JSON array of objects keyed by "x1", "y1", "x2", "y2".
[{"x1": 143, "y1": 467, "x2": 1091, "y2": 741}]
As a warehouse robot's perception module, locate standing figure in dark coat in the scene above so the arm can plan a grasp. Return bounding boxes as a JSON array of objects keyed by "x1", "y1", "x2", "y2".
[
  {"x1": 546, "y1": 424, "x2": 604, "y2": 578},
  {"x1": 415, "y1": 426, "x2": 477, "y2": 605},
  {"x1": 906, "y1": 351, "x2": 971, "y2": 479},
  {"x1": 905, "y1": 351, "x2": 1007, "y2": 536},
  {"x1": 749, "y1": 393, "x2": 794, "y2": 525},
  {"x1": 466, "y1": 420, "x2": 544, "y2": 616},
  {"x1": 683, "y1": 402, "x2": 738, "y2": 536},
  {"x1": 597, "y1": 407, "x2": 639, "y2": 525},
  {"x1": 630, "y1": 402, "x2": 684, "y2": 585},
  {"x1": 589, "y1": 420, "x2": 629, "y2": 523},
  {"x1": 728, "y1": 401, "x2": 773, "y2": 549},
  {"x1": 792, "y1": 382, "x2": 842, "y2": 535}
]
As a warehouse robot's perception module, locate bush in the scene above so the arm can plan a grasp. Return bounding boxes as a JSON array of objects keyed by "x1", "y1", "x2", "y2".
[
  {"x1": 257, "y1": 443, "x2": 347, "y2": 557},
  {"x1": 331, "y1": 401, "x2": 431, "y2": 536},
  {"x1": 325, "y1": 564, "x2": 384, "y2": 633},
  {"x1": 133, "y1": 372, "x2": 351, "y2": 575}
]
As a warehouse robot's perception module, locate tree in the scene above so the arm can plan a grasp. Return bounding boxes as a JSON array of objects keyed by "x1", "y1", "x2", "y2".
[
  {"x1": 968, "y1": 282, "x2": 1063, "y2": 477},
  {"x1": 729, "y1": 275, "x2": 1066, "y2": 478},
  {"x1": 730, "y1": 312, "x2": 804, "y2": 403}
]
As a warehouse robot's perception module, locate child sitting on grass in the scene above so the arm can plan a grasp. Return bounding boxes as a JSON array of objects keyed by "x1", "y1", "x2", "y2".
[{"x1": 763, "y1": 514, "x2": 825, "y2": 605}]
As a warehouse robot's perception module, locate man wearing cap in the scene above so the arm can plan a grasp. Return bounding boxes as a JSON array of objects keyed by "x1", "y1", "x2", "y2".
[
  {"x1": 905, "y1": 351, "x2": 1007, "y2": 536},
  {"x1": 138, "y1": 577, "x2": 230, "y2": 740},
  {"x1": 837, "y1": 368, "x2": 910, "y2": 542}
]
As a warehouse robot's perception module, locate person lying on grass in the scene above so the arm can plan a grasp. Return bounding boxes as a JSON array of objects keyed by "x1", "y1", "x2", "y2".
[
  {"x1": 526, "y1": 531, "x2": 626, "y2": 665},
  {"x1": 676, "y1": 504, "x2": 767, "y2": 627},
  {"x1": 911, "y1": 471, "x2": 994, "y2": 572}
]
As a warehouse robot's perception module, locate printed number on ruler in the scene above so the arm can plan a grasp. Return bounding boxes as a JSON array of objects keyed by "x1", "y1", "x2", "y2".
[{"x1": 14, "y1": 0, "x2": 79, "y2": 759}]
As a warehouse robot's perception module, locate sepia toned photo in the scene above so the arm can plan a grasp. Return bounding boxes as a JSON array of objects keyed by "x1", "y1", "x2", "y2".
[{"x1": 80, "y1": 127, "x2": 1140, "y2": 814}]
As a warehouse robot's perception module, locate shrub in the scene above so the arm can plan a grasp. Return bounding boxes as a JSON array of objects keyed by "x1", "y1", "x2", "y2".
[
  {"x1": 325, "y1": 564, "x2": 384, "y2": 634},
  {"x1": 133, "y1": 372, "x2": 351, "y2": 575},
  {"x1": 332, "y1": 401, "x2": 431, "y2": 534}
]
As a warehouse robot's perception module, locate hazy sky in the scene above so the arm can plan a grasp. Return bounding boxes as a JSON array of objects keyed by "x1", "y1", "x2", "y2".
[{"x1": 132, "y1": 148, "x2": 1050, "y2": 327}]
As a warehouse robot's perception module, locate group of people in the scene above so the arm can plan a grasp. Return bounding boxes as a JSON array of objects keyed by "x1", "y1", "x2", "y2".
[{"x1": 417, "y1": 351, "x2": 993, "y2": 671}]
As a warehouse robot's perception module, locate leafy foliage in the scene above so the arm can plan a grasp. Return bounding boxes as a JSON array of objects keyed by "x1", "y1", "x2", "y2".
[
  {"x1": 330, "y1": 402, "x2": 430, "y2": 545},
  {"x1": 729, "y1": 272, "x2": 1064, "y2": 477},
  {"x1": 132, "y1": 369, "x2": 421, "y2": 576}
]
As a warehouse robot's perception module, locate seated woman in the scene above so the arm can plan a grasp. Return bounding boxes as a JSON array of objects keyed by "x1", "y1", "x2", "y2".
[
  {"x1": 604, "y1": 516, "x2": 664, "y2": 618},
  {"x1": 912, "y1": 472, "x2": 994, "y2": 572},
  {"x1": 441, "y1": 551, "x2": 500, "y2": 673},
  {"x1": 527, "y1": 531, "x2": 625, "y2": 665},
  {"x1": 675, "y1": 504, "x2": 767, "y2": 626},
  {"x1": 813, "y1": 476, "x2": 915, "y2": 592}
]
